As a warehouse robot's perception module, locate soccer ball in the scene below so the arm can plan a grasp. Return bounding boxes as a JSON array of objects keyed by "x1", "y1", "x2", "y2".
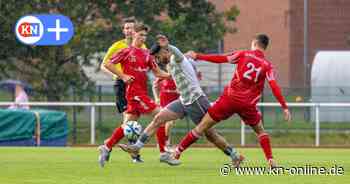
[{"x1": 123, "y1": 121, "x2": 142, "y2": 142}]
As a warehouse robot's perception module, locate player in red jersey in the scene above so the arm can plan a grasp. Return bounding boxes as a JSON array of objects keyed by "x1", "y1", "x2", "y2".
[
  {"x1": 175, "y1": 34, "x2": 291, "y2": 167},
  {"x1": 98, "y1": 23, "x2": 171, "y2": 167},
  {"x1": 153, "y1": 77, "x2": 179, "y2": 151}
]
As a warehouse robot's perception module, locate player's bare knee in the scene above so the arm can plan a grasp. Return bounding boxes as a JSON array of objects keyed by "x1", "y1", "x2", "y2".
[
  {"x1": 251, "y1": 121, "x2": 266, "y2": 135},
  {"x1": 153, "y1": 113, "x2": 166, "y2": 126}
]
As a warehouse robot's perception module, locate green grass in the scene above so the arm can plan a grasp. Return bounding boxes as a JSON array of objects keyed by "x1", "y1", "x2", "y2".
[{"x1": 0, "y1": 147, "x2": 349, "y2": 184}]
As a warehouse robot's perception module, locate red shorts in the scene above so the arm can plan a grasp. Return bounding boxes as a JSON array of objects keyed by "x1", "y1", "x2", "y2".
[
  {"x1": 207, "y1": 92, "x2": 261, "y2": 126},
  {"x1": 126, "y1": 95, "x2": 157, "y2": 116},
  {"x1": 159, "y1": 92, "x2": 179, "y2": 107}
]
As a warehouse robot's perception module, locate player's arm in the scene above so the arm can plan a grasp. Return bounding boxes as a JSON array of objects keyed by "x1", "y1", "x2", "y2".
[
  {"x1": 188, "y1": 58, "x2": 202, "y2": 80},
  {"x1": 152, "y1": 79, "x2": 161, "y2": 104},
  {"x1": 105, "y1": 49, "x2": 134, "y2": 83},
  {"x1": 101, "y1": 43, "x2": 122, "y2": 77},
  {"x1": 168, "y1": 45, "x2": 185, "y2": 63},
  {"x1": 187, "y1": 51, "x2": 241, "y2": 64},
  {"x1": 100, "y1": 62, "x2": 117, "y2": 77},
  {"x1": 152, "y1": 65, "x2": 171, "y2": 79},
  {"x1": 266, "y1": 68, "x2": 291, "y2": 121}
]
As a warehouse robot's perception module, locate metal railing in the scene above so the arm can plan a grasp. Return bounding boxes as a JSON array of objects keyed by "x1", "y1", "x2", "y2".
[{"x1": 1, "y1": 102, "x2": 350, "y2": 146}]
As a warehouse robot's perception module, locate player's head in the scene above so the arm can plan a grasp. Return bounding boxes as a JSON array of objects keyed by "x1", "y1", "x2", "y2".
[
  {"x1": 151, "y1": 34, "x2": 171, "y2": 64},
  {"x1": 251, "y1": 34, "x2": 269, "y2": 50},
  {"x1": 122, "y1": 17, "x2": 136, "y2": 39},
  {"x1": 156, "y1": 47, "x2": 171, "y2": 64},
  {"x1": 132, "y1": 22, "x2": 150, "y2": 45}
]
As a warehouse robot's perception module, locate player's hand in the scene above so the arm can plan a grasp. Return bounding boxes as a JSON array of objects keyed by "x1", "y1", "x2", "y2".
[
  {"x1": 283, "y1": 109, "x2": 291, "y2": 122},
  {"x1": 185, "y1": 50, "x2": 197, "y2": 59},
  {"x1": 122, "y1": 74, "x2": 135, "y2": 84},
  {"x1": 156, "y1": 34, "x2": 168, "y2": 47}
]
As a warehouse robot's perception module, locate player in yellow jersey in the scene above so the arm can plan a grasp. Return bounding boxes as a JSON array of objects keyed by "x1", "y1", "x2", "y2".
[
  {"x1": 100, "y1": 17, "x2": 146, "y2": 113},
  {"x1": 99, "y1": 17, "x2": 146, "y2": 163}
]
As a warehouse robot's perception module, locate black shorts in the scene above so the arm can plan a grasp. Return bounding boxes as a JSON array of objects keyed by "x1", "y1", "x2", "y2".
[{"x1": 114, "y1": 79, "x2": 127, "y2": 113}]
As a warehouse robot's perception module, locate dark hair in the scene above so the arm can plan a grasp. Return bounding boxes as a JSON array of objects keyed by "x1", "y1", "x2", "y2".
[
  {"x1": 122, "y1": 17, "x2": 136, "y2": 25},
  {"x1": 134, "y1": 22, "x2": 150, "y2": 33},
  {"x1": 150, "y1": 43, "x2": 161, "y2": 55},
  {"x1": 254, "y1": 34, "x2": 269, "y2": 50}
]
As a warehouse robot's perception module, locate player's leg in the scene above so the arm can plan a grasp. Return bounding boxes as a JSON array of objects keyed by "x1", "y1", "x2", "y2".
[
  {"x1": 118, "y1": 100, "x2": 184, "y2": 165},
  {"x1": 98, "y1": 101, "x2": 140, "y2": 167},
  {"x1": 240, "y1": 106, "x2": 275, "y2": 167},
  {"x1": 114, "y1": 79, "x2": 128, "y2": 113},
  {"x1": 164, "y1": 120, "x2": 175, "y2": 152},
  {"x1": 250, "y1": 121, "x2": 276, "y2": 167},
  {"x1": 104, "y1": 112, "x2": 139, "y2": 150},
  {"x1": 174, "y1": 94, "x2": 234, "y2": 159},
  {"x1": 147, "y1": 107, "x2": 167, "y2": 154},
  {"x1": 160, "y1": 94, "x2": 179, "y2": 152},
  {"x1": 98, "y1": 80, "x2": 128, "y2": 167},
  {"x1": 122, "y1": 106, "x2": 170, "y2": 154},
  {"x1": 203, "y1": 128, "x2": 244, "y2": 166},
  {"x1": 156, "y1": 123, "x2": 167, "y2": 153},
  {"x1": 134, "y1": 101, "x2": 184, "y2": 149},
  {"x1": 145, "y1": 107, "x2": 182, "y2": 165},
  {"x1": 187, "y1": 96, "x2": 241, "y2": 160},
  {"x1": 174, "y1": 112, "x2": 219, "y2": 159}
]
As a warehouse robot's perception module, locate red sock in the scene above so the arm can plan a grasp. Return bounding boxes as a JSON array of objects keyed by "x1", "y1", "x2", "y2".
[
  {"x1": 156, "y1": 125, "x2": 167, "y2": 153},
  {"x1": 175, "y1": 130, "x2": 200, "y2": 158},
  {"x1": 258, "y1": 133, "x2": 273, "y2": 160},
  {"x1": 105, "y1": 126, "x2": 124, "y2": 150}
]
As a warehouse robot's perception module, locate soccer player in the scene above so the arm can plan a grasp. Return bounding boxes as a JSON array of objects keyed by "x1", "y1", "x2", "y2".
[
  {"x1": 152, "y1": 76, "x2": 179, "y2": 152},
  {"x1": 100, "y1": 17, "x2": 145, "y2": 114},
  {"x1": 99, "y1": 17, "x2": 147, "y2": 163},
  {"x1": 98, "y1": 23, "x2": 171, "y2": 167},
  {"x1": 152, "y1": 61, "x2": 200, "y2": 152},
  {"x1": 176, "y1": 34, "x2": 292, "y2": 167},
  {"x1": 119, "y1": 35, "x2": 244, "y2": 166}
]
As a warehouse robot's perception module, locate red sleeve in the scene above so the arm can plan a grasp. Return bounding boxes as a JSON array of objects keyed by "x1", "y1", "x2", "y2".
[
  {"x1": 110, "y1": 48, "x2": 129, "y2": 64},
  {"x1": 147, "y1": 54, "x2": 158, "y2": 70},
  {"x1": 267, "y1": 68, "x2": 288, "y2": 109},
  {"x1": 197, "y1": 51, "x2": 243, "y2": 64},
  {"x1": 196, "y1": 54, "x2": 229, "y2": 63}
]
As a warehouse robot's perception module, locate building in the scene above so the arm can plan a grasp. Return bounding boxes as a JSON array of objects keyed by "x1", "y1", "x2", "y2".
[{"x1": 211, "y1": 0, "x2": 350, "y2": 88}]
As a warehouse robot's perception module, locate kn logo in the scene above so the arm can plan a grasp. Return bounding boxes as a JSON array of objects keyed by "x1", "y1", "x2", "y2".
[{"x1": 15, "y1": 14, "x2": 74, "y2": 45}]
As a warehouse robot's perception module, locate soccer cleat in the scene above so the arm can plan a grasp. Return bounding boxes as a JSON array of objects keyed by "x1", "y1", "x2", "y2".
[
  {"x1": 164, "y1": 145, "x2": 175, "y2": 153},
  {"x1": 232, "y1": 154, "x2": 245, "y2": 168},
  {"x1": 131, "y1": 154, "x2": 144, "y2": 163},
  {"x1": 118, "y1": 144, "x2": 140, "y2": 155},
  {"x1": 98, "y1": 145, "x2": 111, "y2": 167},
  {"x1": 118, "y1": 144, "x2": 144, "y2": 163},
  {"x1": 268, "y1": 158, "x2": 277, "y2": 169},
  {"x1": 160, "y1": 152, "x2": 181, "y2": 166},
  {"x1": 173, "y1": 149, "x2": 181, "y2": 160}
]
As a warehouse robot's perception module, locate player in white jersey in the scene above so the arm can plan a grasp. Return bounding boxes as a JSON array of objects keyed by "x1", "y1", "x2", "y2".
[{"x1": 119, "y1": 35, "x2": 244, "y2": 166}]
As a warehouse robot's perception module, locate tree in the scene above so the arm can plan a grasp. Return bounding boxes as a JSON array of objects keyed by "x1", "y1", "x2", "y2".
[{"x1": 0, "y1": 0, "x2": 239, "y2": 101}]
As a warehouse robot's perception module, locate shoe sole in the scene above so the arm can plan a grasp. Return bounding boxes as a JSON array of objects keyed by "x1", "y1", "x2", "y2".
[
  {"x1": 233, "y1": 156, "x2": 245, "y2": 168},
  {"x1": 118, "y1": 144, "x2": 139, "y2": 156},
  {"x1": 160, "y1": 159, "x2": 181, "y2": 166},
  {"x1": 98, "y1": 147, "x2": 106, "y2": 167}
]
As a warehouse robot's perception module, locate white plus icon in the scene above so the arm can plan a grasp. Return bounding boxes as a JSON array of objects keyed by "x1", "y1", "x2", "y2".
[{"x1": 47, "y1": 19, "x2": 68, "y2": 41}]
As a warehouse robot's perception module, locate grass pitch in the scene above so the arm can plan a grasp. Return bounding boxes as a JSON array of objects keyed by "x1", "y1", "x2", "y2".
[{"x1": 0, "y1": 147, "x2": 348, "y2": 184}]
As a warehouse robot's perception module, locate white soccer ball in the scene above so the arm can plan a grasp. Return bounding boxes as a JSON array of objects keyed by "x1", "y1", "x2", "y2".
[{"x1": 123, "y1": 121, "x2": 142, "y2": 142}]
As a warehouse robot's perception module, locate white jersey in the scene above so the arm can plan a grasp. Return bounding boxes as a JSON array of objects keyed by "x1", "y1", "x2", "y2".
[{"x1": 167, "y1": 45, "x2": 204, "y2": 105}]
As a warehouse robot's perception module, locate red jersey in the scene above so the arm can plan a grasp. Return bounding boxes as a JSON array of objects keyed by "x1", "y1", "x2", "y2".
[
  {"x1": 110, "y1": 46, "x2": 157, "y2": 99},
  {"x1": 157, "y1": 78, "x2": 178, "y2": 94},
  {"x1": 197, "y1": 50, "x2": 287, "y2": 109},
  {"x1": 154, "y1": 78, "x2": 179, "y2": 107}
]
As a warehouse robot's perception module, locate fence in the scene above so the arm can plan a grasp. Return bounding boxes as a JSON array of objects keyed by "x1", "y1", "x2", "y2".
[{"x1": 1, "y1": 102, "x2": 350, "y2": 146}]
